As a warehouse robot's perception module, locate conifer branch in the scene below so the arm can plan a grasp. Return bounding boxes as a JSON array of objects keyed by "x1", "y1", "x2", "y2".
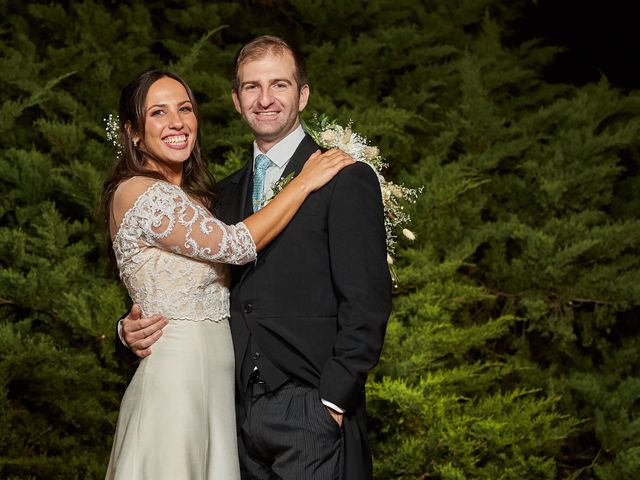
[
  {"x1": 566, "y1": 297, "x2": 619, "y2": 306},
  {"x1": 0, "y1": 298, "x2": 62, "y2": 322},
  {"x1": 0, "y1": 71, "x2": 76, "y2": 133},
  {"x1": 170, "y1": 26, "x2": 228, "y2": 73}
]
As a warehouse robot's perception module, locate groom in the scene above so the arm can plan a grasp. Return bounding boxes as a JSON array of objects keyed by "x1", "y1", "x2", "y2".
[{"x1": 119, "y1": 36, "x2": 391, "y2": 479}]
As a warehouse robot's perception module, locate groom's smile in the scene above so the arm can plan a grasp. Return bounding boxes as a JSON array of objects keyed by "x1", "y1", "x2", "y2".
[{"x1": 232, "y1": 51, "x2": 309, "y2": 153}]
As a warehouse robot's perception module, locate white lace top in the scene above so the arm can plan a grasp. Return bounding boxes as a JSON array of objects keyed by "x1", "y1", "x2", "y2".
[{"x1": 111, "y1": 178, "x2": 256, "y2": 322}]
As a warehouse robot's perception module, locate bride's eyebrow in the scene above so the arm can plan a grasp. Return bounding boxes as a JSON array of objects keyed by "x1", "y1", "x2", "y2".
[{"x1": 146, "y1": 100, "x2": 192, "y2": 111}]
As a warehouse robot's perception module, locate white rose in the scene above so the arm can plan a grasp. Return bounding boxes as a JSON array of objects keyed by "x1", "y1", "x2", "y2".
[
  {"x1": 363, "y1": 146, "x2": 379, "y2": 160},
  {"x1": 321, "y1": 129, "x2": 337, "y2": 144}
]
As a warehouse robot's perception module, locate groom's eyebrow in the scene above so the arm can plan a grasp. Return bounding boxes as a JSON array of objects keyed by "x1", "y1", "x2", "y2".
[{"x1": 241, "y1": 78, "x2": 292, "y2": 87}]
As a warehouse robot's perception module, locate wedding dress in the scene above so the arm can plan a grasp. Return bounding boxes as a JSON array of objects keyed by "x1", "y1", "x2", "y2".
[{"x1": 105, "y1": 177, "x2": 256, "y2": 480}]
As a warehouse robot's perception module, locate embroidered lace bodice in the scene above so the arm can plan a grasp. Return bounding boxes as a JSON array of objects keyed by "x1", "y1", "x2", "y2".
[{"x1": 112, "y1": 178, "x2": 256, "y2": 322}]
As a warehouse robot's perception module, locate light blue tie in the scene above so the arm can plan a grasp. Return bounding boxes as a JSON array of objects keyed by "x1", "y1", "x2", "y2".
[{"x1": 252, "y1": 153, "x2": 273, "y2": 212}]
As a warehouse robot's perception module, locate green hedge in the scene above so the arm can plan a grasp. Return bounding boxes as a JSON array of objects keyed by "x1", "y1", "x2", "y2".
[{"x1": 1, "y1": 1, "x2": 639, "y2": 478}]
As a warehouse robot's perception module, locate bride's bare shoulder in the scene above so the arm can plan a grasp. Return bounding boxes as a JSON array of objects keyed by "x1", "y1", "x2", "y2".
[{"x1": 113, "y1": 176, "x2": 171, "y2": 207}]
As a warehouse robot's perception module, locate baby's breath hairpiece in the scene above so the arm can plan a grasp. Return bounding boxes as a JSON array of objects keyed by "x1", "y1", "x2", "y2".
[
  {"x1": 104, "y1": 113, "x2": 122, "y2": 159},
  {"x1": 304, "y1": 114, "x2": 422, "y2": 284}
]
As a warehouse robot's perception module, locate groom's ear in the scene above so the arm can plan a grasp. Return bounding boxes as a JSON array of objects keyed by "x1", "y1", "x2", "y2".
[
  {"x1": 231, "y1": 90, "x2": 242, "y2": 114},
  {"x1": 298, "y1": 84, "x2": 309, "y2": 112}
]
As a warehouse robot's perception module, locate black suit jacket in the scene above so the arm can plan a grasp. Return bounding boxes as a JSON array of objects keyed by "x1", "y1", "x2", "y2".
[{"x1": 216, "y1": 134, "x2": 392, "y2": 479}]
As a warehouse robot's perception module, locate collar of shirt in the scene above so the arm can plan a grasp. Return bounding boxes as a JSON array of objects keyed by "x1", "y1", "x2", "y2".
[{"x1": 252, "y1": 124, "x2": 306, "y2": 171}]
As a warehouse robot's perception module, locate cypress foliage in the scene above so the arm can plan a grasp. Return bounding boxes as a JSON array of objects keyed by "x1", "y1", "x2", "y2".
[
  {"x1": 0, "y1": 1, "x2": 638, "y2": 478},
  {"x1": 366, "y1": 13, "x2": 640, "y2": 480}
]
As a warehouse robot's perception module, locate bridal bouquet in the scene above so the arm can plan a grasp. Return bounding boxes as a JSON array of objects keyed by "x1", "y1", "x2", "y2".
[{"x1": 303, "y1": 115, "x2": 421, "y2": 271}]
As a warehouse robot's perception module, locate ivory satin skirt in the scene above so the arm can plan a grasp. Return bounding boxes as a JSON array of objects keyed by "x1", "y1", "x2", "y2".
[{"x1": 105, "y1": 318, "x2": 240, "y2": 480}]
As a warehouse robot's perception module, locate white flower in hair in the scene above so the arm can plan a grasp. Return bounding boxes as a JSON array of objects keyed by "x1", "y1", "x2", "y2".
[{"x1": 104, "y1": 113, "x2": 123, "y2": 159}]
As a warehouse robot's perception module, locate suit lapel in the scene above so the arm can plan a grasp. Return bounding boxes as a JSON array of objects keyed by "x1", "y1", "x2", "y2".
[
  {"x1": 236, "y1": 134, "x2": 320, "y2": 285},
  {"x1": 240, "y1": 166, "x2": 254, "y2": 220},
  {"x1": 280, "y1": 134, "x2": 319, "y2": 180},
  {"x1": 229, "y1": 165, "x2": 254, "y2": 287},
  {"x1": 222, "y1": 162, "x2": 253, "y2": 224},
  {"x1": 251, "y1": 134, "x2": 320, "y2": 260},
  {"x1": 232, "y1": 134, "x2": 319, "y2": 222},
  {"x1": 233, "y1": 134, "x2": 319, "y2": 219}
]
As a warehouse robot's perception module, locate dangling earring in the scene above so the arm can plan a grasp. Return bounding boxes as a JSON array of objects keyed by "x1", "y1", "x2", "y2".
[{"x1": 133, "y1": 139, "x2": 138, "y2": 148}]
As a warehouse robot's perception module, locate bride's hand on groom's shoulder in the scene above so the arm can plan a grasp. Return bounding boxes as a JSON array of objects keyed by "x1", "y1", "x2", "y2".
[
  {"x1": 123, "y1": 304, "x2": 168, "y2": 358},
  {"x1": 296, "y1": 148, "x2": 355, "y2": 192}
]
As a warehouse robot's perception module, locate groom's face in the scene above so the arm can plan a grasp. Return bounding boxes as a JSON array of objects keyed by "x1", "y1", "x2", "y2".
[{"x1": 232, "y1": 51, "x2": 309, "y2": 152}]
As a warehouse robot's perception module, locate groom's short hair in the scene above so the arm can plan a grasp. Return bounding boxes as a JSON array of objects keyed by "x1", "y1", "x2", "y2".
[{"x1": 232, "y1": 35, "x2": 308, "y2": 92}]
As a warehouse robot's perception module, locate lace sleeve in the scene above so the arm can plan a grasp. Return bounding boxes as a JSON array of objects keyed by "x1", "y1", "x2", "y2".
[{"x1": 114, "y1": 179, "x2": 256, "y2": 265}]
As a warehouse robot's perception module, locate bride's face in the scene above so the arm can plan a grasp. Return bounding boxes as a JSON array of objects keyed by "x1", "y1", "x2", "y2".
[{"x1": 138, "y1": 77, "x2": 198, "y2": 181}]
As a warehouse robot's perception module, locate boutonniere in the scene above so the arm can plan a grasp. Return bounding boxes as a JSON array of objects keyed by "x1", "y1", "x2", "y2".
[
  {"x1": 261, "y1": 172, "x2": 295, "y2": 208},
  {"x1": 271, "y1": 172, "x2": 296, "y2": 196},
  {"x1": 305, "y1": 115, "x2": 422, "y2": 284}
]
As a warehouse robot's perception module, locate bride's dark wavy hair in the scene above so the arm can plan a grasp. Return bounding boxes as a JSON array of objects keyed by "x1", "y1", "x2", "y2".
[{"x1": 101, "y1": 70, "x2": 217, "y2": 231}]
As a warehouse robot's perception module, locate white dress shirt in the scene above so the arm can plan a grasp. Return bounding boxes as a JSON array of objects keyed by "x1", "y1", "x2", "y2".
[{"x1": 252, "y1": 124, "x2": 306, "y2": 199}]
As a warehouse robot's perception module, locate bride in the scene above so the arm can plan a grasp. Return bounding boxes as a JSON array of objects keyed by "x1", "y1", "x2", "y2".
[{"x1": 101, "y1": 70, "x2": 353, "y2": 479}]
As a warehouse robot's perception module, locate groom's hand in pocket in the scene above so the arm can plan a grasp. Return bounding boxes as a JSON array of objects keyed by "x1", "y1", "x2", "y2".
[
  {"x1": 325, "y1": 406, "x2": 344, "y2": 429},
  {"x1": 122, "y1": 304, "x2": 168, "y2": 358}
]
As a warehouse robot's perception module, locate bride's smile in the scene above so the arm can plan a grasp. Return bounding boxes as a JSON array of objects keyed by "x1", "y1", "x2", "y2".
[{"x1": 137, "y1": 77, "x2": 198, "y2": 185}]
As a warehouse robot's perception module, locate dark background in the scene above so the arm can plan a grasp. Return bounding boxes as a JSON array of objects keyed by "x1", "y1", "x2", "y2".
[
  {"x1": 1, "y1": 1, "x2": 639, "y2": 478},
  {"x1": 516, "y1": 1, "x2": 638, "y2": 89}
]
